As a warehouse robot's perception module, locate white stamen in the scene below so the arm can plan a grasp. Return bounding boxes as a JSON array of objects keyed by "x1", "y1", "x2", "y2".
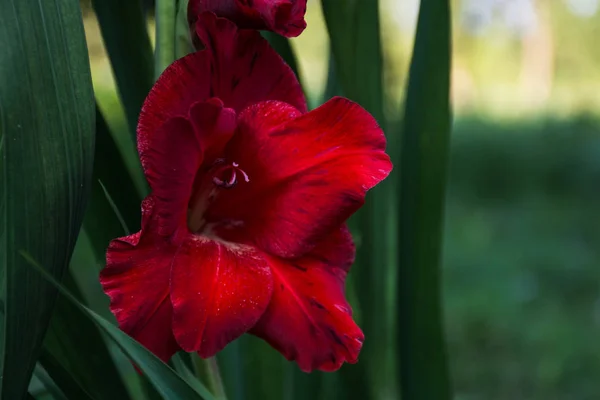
[
  {"x1": 226, "y1": 170, "x2": 237, "y2": 186},
  {"x1": 239, "y1": 168, "x2": 250, "y2": 183}
]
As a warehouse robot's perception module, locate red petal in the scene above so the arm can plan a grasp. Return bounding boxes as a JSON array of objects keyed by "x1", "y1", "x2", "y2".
[
  {"x1": 193, "y1": 12, "x2": 306, "y2": 113},
  {"x1": 140, "y1": 117, "x2": 201, "y2": 237},
  {"x1": 140, "y1": 103, "x2": 237, "y2": 237},
  {"x1": 206, "y1": 97, "x2": 392, "y2": 258},
  {"x1": 138, "y1": 52, "x2": 211, "y2": 154},
  {"x1": 170, "y1": 235, "x2": 273, "y2": 357},
  {"x1": 189, "y1": 99, "x2": 237, "y2": 164},
  {"x1": 138, "y1": 13, "x2": 304, "y2": 143},
  {"x1": 308, "y1": 224, "x2": 355, "y2": 271},
  {"x1": 251, "y1": 227, "x2": 363, "y2": 372},
  {"x1": 100, "y1": 197, "x2": 180, "y2": 362},
  {"x1": 189, "y1": 0, "x2": 307, "y2": 37}
]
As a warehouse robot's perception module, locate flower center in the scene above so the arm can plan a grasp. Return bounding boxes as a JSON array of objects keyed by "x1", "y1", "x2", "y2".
[
  {"x1": 187, "y1": 159, "x2": 249, "y2": 233},
  {"x1": 212, "y1": 161, "x2": 250, "y2": 188}
]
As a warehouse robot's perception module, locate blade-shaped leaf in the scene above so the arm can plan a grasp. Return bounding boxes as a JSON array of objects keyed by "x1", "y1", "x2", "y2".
[
  {"x1": 230, "y1": 336, "x2": 287, "y2": 400},
  {"x1": 321, "y1": 0, "x2": 383, "y2": 119},
  {"x1": 323, "y1": 50, "x2": 343, "y2": 101},
  {"x1": 0, "y1": 1, "x2": 95, "y2": 398},
  {"x1": 172, "y1": 354, "x2": 217, "y2": 400},
  {"x1": 84, "y1": 106, "x2": 142, "y2": 260},
  {"x1": 42, "y1": 271, "x2": 131, "y2": 400},
  {"x1": 320, "y1": 1, "x2": 395, "y2": 398},
  {"x1": 33, "y1": 364, "x2": 68, "y2": 400},
  {"x1": 91, "y1": 0, "x2": 154, "y2": 139},
  {"x1": 37, "y1": 350, "x2": 95, "y2": 400},
  {"x1": 22, "y1": 252, "x2": 215, "y2": 400},
  {"x1": 397, "y1": 0, "x2": 453, "y2": 399},
  {"x1": 216, "y1": 340, "x2": 246, "y2": 400}
]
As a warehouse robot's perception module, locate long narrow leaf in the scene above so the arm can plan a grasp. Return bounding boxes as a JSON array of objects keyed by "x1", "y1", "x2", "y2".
[
  {"x1": 323, "y1": 50, "x2": 343, "y2": 101},
  {"x1": 397, "y1": 0, "x2": 453, "y2": 399},
  {"x1": 172, "y1": 354, "x2": 217, "y2": 400},
  {"x1": 0, "y1": 1, "x2": 95, "y2": 398},
  {"x1": 22, "y1": 252, "x2": 214, "y2": 400},
  {"x1": 217, "y1": 341, "x2": 245, "y2": 400},
  {"x1": 42, "y1": 271, "x2": 131, "y2": 400},
  {"x1": 320, "y1": 1, "x2": 394, "y2": 398},
  {"x1": 33, "y1": 364, "x2": 68, "y2": 400},
  {"x1": 91, "y1": 0, "x2": 154, "y2": 138},
  {"x1": 38, "y1": 350, "x2": 95, "y2": 400},
  {"x1": 84, "y1": 106, "x2": 142, "y2": 260}
]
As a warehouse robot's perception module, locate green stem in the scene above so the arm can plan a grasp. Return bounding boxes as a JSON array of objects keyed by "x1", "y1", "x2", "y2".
[
  {"x1": 175, "y1": 0, "x2": 194, "y2": 59},
  {"x1": 155, "y1": 0, "x2": 178, "y2": 79},
  {"x1": 193, "y1": 355, "x2": 228, "y2": 400}
]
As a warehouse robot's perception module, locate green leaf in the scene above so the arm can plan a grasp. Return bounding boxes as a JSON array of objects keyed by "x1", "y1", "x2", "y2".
[
  {"x1": 320, "y1": 1, "x2": 395, "y2": 398},
  {"x1": 91, "y1": 0, "x2": 154, "y2": 139},
  {"x1": 42, "y1": 271, "x2": 131, "y2": 400},
  {"x1": 231, "y1": 336, "x2": 287, "y2": 400},
  {"x1": 216, "y1": 340, "x2": 246, "y2": 400},
  {"x1": 21, "y1": 252, "x2": 214, "y2": 400},
  {"x1": 37, "y1": 350, "x2": 95, "y2": 400},
  {"x1": 172, "y1": 354, "x2": 216, "y2": 400},
  {"x1": 33, "y1": 364, "x2": 68, "y2": 400},
  {"x1": 155, "y1": 0, "x2": 178, "y2": 78},
  {"x1": 323, "y1": 50, "x2": 343, "y2": 101},
  {"x1": 321, "y1": 0, "x2": 384, "y2": 120},
  {"x1": 84, "y1": 106, "x2": 142, "y2": 260},
  {"x1": 0, "y1": 0, "x2": 95, "y2": 398},
  {"x1": 397, "y1": 0, "x2": 453, "y2": 399}
]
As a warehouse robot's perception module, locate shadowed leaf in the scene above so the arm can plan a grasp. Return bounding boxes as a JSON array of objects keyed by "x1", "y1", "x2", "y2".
[
  {"x1": 397, "y1": 0, "x2": 453, "y2": 399},
  {"x1": 0, "y1": 1, "x2": 95, "y2": 398}
]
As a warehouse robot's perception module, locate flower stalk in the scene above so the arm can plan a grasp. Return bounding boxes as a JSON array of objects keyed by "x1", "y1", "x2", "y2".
[
  {"x1": 193, "y1": 355, "x2": 228, "y2": 400},
  {"x1": 155, "y1": 0, "x2": 177, "y2": 78}
]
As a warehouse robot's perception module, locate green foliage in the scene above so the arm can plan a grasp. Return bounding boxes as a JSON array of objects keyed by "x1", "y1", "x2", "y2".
[
  {"x1": 397, "y1": 0, "x2": 453, "y2": 399},
  {"x1": 42, "y1": 272, "x2": 130, "y2": 400},
  {"x1": 85, "y1": 106, "x2": 142, "y2": 260},
  {"x1": 38, "y1": 350, "x2": 95, "y2": 400},
  {"x1": 7, "y1": 1, "x2": 599, "y2": 400},
  {"x1": 0, "y1": 1, "x2": 95, "y2": 398},
  {"x1": 23, "y1": 252, "x2": 215, "y2": 400},
  {"x1": 175, "y1": 0, "x2": 194, "y2": 59},
  {"x1": 445, "y1": 116, "x2": 600, "y2": 400},
  {"x1": 155, "y1": 0, "x2": 178, "y2": 78},
  {"x1": 321, "y1": 1, "x2": 396, "y2": 398},
  {"x1": 91, "y1": 0, "x2": 154, "y2": 139}
]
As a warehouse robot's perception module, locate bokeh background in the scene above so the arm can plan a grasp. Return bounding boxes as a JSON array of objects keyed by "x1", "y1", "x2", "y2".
[{"x1": 76, "y1": 1, "x2": 600, "y2": 399}]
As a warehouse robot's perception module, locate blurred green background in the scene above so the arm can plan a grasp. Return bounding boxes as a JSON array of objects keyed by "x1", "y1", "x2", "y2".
[{"x1": 79, "y1": 0, "x2": 600, "y2": 399}]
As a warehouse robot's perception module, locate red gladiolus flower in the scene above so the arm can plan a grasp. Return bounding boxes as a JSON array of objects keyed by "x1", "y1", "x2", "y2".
[
  {"x1": 100, "y1": 13, "x2": 392, "y2": 372},
  {"x1": 188, "y1": 0, "x2": 307, "y2": 38}
]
